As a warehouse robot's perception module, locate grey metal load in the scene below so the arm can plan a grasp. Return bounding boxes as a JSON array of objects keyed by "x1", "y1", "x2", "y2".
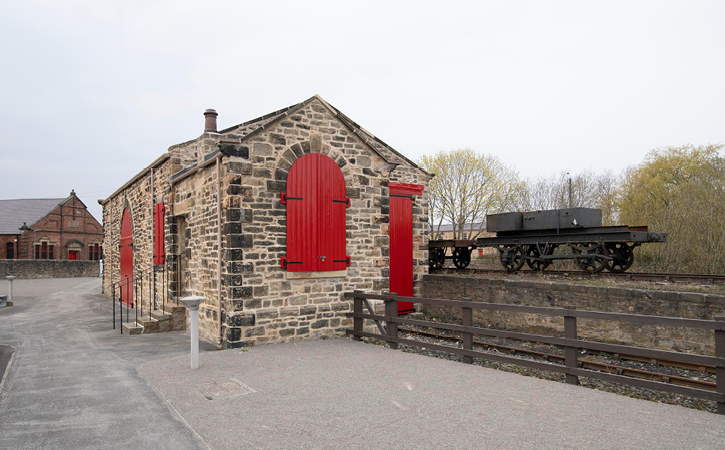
[{"x1": 476, "y1": 208, "x2": 666, "y2": 273}]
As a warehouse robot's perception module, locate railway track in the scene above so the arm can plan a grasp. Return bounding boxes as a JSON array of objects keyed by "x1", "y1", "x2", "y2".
[
  {"x1": 432, "y1": 267, "x2": 725, "y2": 285},
  {"x1": 399, "y1": 327, "x2": 717, "y2": 392}
]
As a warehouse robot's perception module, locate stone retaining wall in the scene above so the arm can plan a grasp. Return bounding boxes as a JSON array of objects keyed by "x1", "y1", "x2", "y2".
[
  {"x1": 0, "y1": 260, "x2": 100, "y2": 279},
  {"x1": 420, "y1": 274, "x2": 725, "y2": 356}
]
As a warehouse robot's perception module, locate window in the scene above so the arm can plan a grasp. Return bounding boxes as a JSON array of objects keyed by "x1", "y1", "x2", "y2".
[
  {"x1": 281, "y1": 153, "x2": 349, "y2": 272},
  {"x1": 35, "y1": 241, "x2": 54, "y2": 260},
  {"x1": 153, "y1": 203, "x2": 166, "y2": 265},
  {"x1": 89, "y1": 243, "x2": 102, "y2": 261},
  {"x1": 6, "y1": 242, "x2": 14, "y2": 259}
]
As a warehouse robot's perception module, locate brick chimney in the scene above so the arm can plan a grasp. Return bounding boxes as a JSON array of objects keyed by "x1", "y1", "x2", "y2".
[{"x1": 204, "y1": 109, "x2": 218, "y2": 133}]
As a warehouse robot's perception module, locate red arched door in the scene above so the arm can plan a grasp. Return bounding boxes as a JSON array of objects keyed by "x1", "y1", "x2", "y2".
[{"x1": 119, "y1": 208, "x2": 134, "y2": 306}]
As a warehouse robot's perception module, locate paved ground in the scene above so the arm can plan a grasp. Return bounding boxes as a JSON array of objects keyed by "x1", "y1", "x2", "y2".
[
  {"x1": 1, "y1": 278, "x2": 724, "y2": 450},
  {"x1": 0, "y1": 278, "x2": 212, "y2": 449}
]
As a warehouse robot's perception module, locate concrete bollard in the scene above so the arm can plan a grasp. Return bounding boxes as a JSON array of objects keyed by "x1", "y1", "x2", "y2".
[
  {"x1": 6, "y1": 276, "x2": 15, "y2": 302},
  {"x1": 180, "y1": 296, "x2": 205, "y2": 369}
]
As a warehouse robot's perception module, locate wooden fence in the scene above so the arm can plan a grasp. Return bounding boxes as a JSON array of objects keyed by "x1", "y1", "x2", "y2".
[{"x1": 345, "y1": 291, "x2": 725, "y2": 414}]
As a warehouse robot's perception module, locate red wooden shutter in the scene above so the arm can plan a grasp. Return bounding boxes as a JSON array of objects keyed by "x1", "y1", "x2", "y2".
[
  {"x1": 285, "y1": 154, "x2": 347, "y2": 272},
  {"x1": 154, "y1": 203, "x2": 166, "y2": 265}
]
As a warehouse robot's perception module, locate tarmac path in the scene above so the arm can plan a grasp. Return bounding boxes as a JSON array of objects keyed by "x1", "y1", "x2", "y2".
[
  {"x1": 0, "y1": 277, "x2": 207, "y2": 450},
  {"x1": 1, "y1": 277, "x2": 724, "y2": 450}
]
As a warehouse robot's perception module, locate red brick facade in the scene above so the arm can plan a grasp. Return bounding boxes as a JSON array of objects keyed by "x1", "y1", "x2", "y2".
[{"x1": 3, "y1": 194, "x2": 103, "y2": 260}]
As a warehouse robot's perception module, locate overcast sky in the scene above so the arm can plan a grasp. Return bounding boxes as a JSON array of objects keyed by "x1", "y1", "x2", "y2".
[{"x1": 1, "y1": 0, "x2": 723, "y2": 222}]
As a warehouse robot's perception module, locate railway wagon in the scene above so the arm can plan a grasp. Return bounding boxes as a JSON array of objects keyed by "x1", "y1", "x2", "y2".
[{"x1": 475, "y1": 208, "x2": 666, "y2": 273}]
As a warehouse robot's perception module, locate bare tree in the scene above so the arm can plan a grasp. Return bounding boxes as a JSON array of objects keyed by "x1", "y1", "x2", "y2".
[{"x1": 419, "y1": 149, "x2": 520, "y2": 240}]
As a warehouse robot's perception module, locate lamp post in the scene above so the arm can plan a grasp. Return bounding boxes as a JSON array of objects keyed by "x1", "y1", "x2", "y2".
[{"x1": 180, "y1": 296, "x2": 205, "y2": 369}]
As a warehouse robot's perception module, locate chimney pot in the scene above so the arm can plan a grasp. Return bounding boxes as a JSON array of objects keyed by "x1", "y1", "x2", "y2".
[{"x1": 204, "y1": 109, "x2": 218, "y2": 133}]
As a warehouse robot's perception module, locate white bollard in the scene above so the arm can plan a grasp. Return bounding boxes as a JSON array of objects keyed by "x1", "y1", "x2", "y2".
[
  {"x1": 180, "y1": 296, "x2": 205, "y2": 369},
  {"x1": 6, "y1": 276, "x2": 15, "y2": 302}
]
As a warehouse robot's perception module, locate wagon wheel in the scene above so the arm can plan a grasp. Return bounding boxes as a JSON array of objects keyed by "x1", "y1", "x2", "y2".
[
  {"x1": 499, "y1": 245, "x2": 525, "y2": 272},
  {"x1": 429, "y1": 247, "x2": 446, "y2": 269},
  {"x1": 452, "y1": 247, "x2": 472, "y2": 269},
  {"x1": 573, "y1": 243, "x2": 608, "y2": 273},
  {"x1": 604, "y1": 243, "x2": 634, "y2": 273},
  {"x1": 525, "y1": 244, "x2": 555, "y2": 272}
]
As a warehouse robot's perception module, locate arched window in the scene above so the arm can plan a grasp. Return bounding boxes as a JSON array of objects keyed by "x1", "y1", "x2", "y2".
[{"x1": 281, "y1": 153, "x2": 349, "y2": 272}]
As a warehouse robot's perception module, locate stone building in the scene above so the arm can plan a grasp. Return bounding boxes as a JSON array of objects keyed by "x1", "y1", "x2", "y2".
[
  {"x1": 0, "y1": 192, "x2": 103, "y2": 261},
  {"x1": 101, "y1": 95, "x2": 432, "y2": 348}
]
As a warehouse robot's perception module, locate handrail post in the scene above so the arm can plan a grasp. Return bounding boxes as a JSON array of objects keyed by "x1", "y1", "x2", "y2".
[
  {"x1": 134, "y1": 276, "x2": 138, "y2": 326},
  {"x1": 386, "y1": 292, "x2": 398, "y2": 350},
  {"x1": 112, "y1": 284, "x2": 116, "y2": 330},
  {"x1": 462, "y1": 297, "x2": 473, "y2": 364},
  {"x1": 353, "y1": 290, "x2": 363, "y2": 341},
  {"x1": 715, "y1": 315, "x2": 725, "y2": 415},
  {"x1": 139, "y1": 274, "x2": 143, "y2": 318},
  {"x1": 119, "y1": 282, "x2": 124, "y2": 334},
  {"x1": 564, "y1": 305, "x2": 579, "y2": 385}
]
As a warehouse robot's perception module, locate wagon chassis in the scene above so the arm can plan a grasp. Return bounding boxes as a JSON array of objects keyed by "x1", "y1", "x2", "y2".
[
  {"x1": 477, "y1": 226, "x2": 666, "y2": 273},
  {"x1": 428, "y1": 239, "x2": 478, "y2": 269}
]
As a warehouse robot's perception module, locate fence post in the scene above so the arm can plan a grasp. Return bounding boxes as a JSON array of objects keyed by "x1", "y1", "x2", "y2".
[
  {"x1": 353, "y1": 290, "x2": 363, "y2": 341},
  {"x1": 564, "y1": 305, "x2": 579, "y2": 385},
  {"x1": 462, "y1": 298, "x2": 473, "y2": 364},
  {"x1": 715, "y1": 315, "x2": 725, "y2": 415},
  {"x1": 386, "y1": 292, "x2": 399, "y2": 350}
]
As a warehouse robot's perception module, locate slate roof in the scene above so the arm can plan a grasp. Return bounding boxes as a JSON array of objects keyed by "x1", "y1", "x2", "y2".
[{"x1": 0, "y1": 198, "x2": 67, "y2": 234}]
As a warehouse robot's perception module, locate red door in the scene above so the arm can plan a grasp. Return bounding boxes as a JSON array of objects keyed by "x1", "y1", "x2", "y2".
[
  {"x1": 389, "y1": 182, "x2": 424, "y2": 314},
  {"x1": 285, "y1": 153, "x2": 348, "y2": 271},
  {"x1": 68, "y1": 251, "x2": 78, "y2": 261},
  {"x1": 119, "y1": 208, "x2": 134, "y2": 306}
]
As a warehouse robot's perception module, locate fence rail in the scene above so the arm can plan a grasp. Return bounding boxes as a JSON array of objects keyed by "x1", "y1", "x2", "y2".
[{"x1": 345, "y1": 291, "x2": 725, "y2": 414}]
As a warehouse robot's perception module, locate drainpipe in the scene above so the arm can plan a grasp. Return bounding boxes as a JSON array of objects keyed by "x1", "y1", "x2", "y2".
[
  {"x1": 150, "y1": 167, "x2": 155, "y2": 311},
  {"x1": 216, "y1": 155, "x2": 223, "y2": 348}
]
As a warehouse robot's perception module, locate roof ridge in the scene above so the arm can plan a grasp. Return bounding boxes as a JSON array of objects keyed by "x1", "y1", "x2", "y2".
[{"x1": 219, "y1": 102, "x2": 303, "y2": 135}]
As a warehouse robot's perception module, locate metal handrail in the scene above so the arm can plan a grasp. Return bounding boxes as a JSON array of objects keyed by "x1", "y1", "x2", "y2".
[{"x1": 111, "y1": 261, "x2": 174, "y2": 333}]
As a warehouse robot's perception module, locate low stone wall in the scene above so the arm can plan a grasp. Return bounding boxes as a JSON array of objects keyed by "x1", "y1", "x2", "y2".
[
  {"x1": 0, "y1": 260, "x2": 100, "y2": 279},
  {"x1": 420, "y1": 274, "x2": 725, "y2": 356}
]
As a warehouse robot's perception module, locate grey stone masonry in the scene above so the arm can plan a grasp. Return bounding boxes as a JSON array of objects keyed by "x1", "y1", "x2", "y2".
[
  {"x1": 421, "y1": 274, "x2": 725, "y2": 356},
  {"x1": 102, "y1": 95, "x2": 432, "y2": 348}
]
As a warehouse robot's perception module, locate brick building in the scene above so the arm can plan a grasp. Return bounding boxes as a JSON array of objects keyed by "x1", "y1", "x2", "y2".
[
  {"x1": 0, "y1": 192, "x2": 103, "y2": 261},
  {"x1": 102, "y1": 95, "x2": 432, "y2": 348}
]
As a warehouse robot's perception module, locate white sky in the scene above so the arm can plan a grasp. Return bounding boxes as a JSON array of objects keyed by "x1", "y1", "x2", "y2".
[{"x1": 1, "y1": 0, "x2": 723, "y2": 222}]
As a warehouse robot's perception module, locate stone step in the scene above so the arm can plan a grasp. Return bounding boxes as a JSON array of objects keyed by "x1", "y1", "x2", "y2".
[
  {"x1": 161, "y1": 302, "x2": 186, "y2": 313},
  {"x1": 122, "y1": 303, "x2": 187, "y2": 336},
  {"x1": 137, "y1": 316, "x2": 159, "y2": 334},
  {"x1": 121, "y1": 322, "x2": 143, "y2": 335},
  {"x1": 151, "y1": 309, "x2": 172, "y2": 321}
]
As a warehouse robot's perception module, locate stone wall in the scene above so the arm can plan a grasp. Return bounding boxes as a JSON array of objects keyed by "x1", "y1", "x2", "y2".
[
  {"x1": 0, "y1": 260, "x2": 100, "y2": 278},
  {"x1": 421, "y1": 274, "x2": 725, "y2": 356},
  {"x1": 212, "y1": 98, "x2": 430, "y2": 347},
  {"x1": 102, "y1": 96, "x2": 431, "y2": 348},
  {"x1": 102, "y1": 155, "x2": 175, "y2": 316}
]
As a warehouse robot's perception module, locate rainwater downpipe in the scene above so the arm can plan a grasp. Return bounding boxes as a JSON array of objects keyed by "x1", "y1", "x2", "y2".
[
  {"x1": 150, "y1": 167, "x2": 155, "y2": 310},
  {"x1": 216, "y1": 155, "x2": 223, "y2": 348}
]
